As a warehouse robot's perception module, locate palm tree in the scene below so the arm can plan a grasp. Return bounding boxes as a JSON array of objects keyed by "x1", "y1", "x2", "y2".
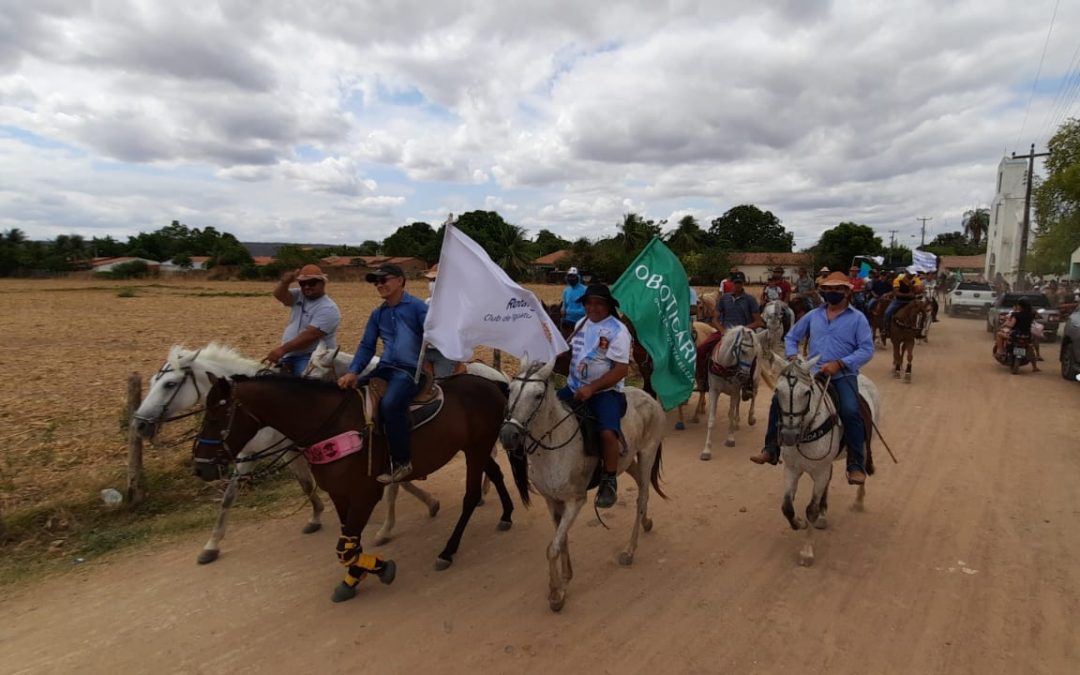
[
  {"x1": 617, "y1": 212, "x2": 662, "y2": 253},
  {"x1": 962, "y1": 208, "x2": 990, "y2": 247},
  {"x1": 664, "y1": 215, "x2": 706, "y2": 255},
  {"x1": 493, "y1": 222, "x2": 532, "y2": 281}
]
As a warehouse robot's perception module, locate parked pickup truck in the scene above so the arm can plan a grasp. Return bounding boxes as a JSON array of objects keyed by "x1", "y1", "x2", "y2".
[{"x1": 945, "y1": 282, "x2": 994, "y2": 317}]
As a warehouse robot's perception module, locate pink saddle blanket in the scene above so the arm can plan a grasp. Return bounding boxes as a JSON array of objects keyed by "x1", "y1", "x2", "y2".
[{"x1": 302, "y1": 430, "x2": 364, "y2": 465}]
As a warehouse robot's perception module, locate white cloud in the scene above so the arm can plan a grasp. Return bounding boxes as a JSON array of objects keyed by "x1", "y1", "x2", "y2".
[{"x1": 1, "y1": 0, "x2": 1079, "y2": 249}]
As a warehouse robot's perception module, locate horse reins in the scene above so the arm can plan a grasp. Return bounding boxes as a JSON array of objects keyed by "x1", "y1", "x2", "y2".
[{"x1": 504, "y1": 371, "x2": 588, "y2": 456}]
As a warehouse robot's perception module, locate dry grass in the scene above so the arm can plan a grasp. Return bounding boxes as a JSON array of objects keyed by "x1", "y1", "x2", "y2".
[{"x1": 0, "y1": 277, "x2": 566, "y2": 579}]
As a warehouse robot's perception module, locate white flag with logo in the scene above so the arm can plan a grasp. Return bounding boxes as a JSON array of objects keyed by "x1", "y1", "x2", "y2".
[
  {"x1": 912, "y1": 249, "x2": 938, "y2": 272},
  {"x1": 424, "y1": 225, "x2": 569, "y2": 363}
]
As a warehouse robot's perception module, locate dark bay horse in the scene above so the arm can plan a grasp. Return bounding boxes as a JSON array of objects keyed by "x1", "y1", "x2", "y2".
[
  {"x1": 193, "y1": 373, "x2": 515, "y2": 602},
  {"x1": 889, "y1": 298, "x2": 927, "y2": 382}
]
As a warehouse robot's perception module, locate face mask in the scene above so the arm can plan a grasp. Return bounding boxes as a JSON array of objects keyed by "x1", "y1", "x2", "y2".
[
  {"x1": 428, "y1": 281, "x2": 436, "y2": 295},
  {"x1": 567, "y1": 277, "x2": 578, "y2": 285},
  {"x1": 823, "y1": 291, "x2": 845, "y2": 305}
]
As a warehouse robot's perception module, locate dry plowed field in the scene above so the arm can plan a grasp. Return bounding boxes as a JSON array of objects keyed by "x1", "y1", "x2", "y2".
[{"x1": 2, "y1": 279, "x2": 1079, "y2": 674}]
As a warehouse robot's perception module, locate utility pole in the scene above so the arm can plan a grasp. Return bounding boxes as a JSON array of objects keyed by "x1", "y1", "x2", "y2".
[
  {"x1": 887, "y1": 229, "x2": 898, "y2": 249},
  {"x1": 915, "y1": 217, "x2": 932, "y2": 246},
  {"x1": 1011, "y1": 143, "x2": 1050, "y2": 291}
]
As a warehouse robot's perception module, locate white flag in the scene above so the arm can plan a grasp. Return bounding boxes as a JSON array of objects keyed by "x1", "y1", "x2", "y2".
[
  {"x1": 912, "y1": 249, "x2": 938, "y2": 272},
  {"x1": 424, "y1": 225, "x2": 569, "y2": 363}
]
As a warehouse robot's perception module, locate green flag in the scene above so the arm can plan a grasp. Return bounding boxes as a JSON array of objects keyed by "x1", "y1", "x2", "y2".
[{"x1": 611, "y1": 238, "x2": 695, "y2": 411}]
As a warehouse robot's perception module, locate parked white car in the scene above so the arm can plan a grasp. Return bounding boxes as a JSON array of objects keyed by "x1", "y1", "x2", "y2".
[{"x1": 945, "y1": 282, "x2": 994, "y2": 317}]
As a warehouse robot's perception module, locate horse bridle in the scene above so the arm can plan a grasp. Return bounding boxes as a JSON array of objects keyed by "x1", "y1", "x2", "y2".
[
  {"x1": 777, "y1": 364, "x2": 836, "y2": 458},
  {"x1": 503, "y1": 371, "x2": 585, "y2": 455},
  {"x1": 134, "y1": 357, "x2": 206, "y2": 429}
]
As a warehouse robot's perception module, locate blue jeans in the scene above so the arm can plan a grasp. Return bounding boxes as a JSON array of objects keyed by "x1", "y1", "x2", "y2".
[
  {"x1": 764, "y1": 375, "x2": 866, "y2": 472},
  {"x1": 368, "y1": 365, "x2": 417, "y2": 465},
  {"x1": 557, "y1": 387, "x2": 626, "y2": 434},
  {"x1": 279, "y1": 353, "x2": 311, "y2": 376},
  {"x1": 884, "y1": 298, "x2": 909, "y2": 329}
]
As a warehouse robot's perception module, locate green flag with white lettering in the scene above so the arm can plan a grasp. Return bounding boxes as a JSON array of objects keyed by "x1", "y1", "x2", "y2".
[{"x1": 611, "y1": 238, "x2": 695, "y2": 411}]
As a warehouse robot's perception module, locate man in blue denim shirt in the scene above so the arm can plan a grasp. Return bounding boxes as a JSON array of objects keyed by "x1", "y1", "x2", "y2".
[
  {"x1": 750, "y1": 272, "x2": 875, "y2": 484},
  {"x1": 338, "y1": 263, "x2": 428, "y2": 484}
]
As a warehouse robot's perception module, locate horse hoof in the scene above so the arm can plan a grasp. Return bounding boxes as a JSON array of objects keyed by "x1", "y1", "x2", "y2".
[
  {"x1": 642, "y1": 516, "x2": 653, "y2": 532},
  {"x1": 748, "y1": 418, "x2": 756, "y2": 427},
  {"x1": 724, "y1": 439, "x2": 736, "y2": 448},
  {"x1": 903, "y1": 374, "x2": 911, "y2": 383},
  {"x1": 301, "y1": 522, "x2": 322, "y2": 535},
  {"x1": 428, "y1": 501, "x2": 441, "y2": 518},
  {"x1": 850, "y1": 502, "x2": 865, "y2": 513},
  {"x1": 618, "y1": 552, "x2": 634, "y2": 566},
  {"x1": 497, "y1": 519, "x2": 512, "y2": 531},
  {"x1": 892, "y1": 371, "x2": 900, "y2": 378},
  {"x1": 549, "y1": 592, "x2": 566, "y2": 613},
  {"x1": 699, "y1": 452, "x2": 711, "y2": 461},
  {"x1": 331, "y1": 582, "x2": 357, "y2": 603},
  {"x1": 196, "y1": 549, "x2": 219, "y2": 565},
  {"x1": 374, "y1": 534, "x2": 391, "y2": 546},
  {"x1": 813, "y1": 517, "x2": 828, "y2": 530},
  {"x1": 798, "y1": 549, "x2": 815, "y2": 567},
  {"x1": 675, "y1": 422, "x2": 685, "y2": 430},
  {"x1": 434, "y1": 557, "x2": 453, "y2": 571},
  {"x1": 378, "y1": 560, "x2": 397, "y2": 585}
]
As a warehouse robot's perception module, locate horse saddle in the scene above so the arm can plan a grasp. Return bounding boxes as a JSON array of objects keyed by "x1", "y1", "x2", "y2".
[
  {"x1": 821, "y1": 385, "x2": 876, "y2": 475},
  {"x1": 364, "y1": 372, "x2": 444, "y2": 432}
]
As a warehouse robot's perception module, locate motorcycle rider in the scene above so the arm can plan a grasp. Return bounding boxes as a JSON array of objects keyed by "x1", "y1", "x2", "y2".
[{"x1": 994, "y1": 297, "x2": 1038, "y2": 372}]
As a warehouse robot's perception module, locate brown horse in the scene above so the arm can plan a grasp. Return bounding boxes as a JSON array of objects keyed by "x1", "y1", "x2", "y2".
[
  {"x1": 192, "y1": 373, "x2": 515, "y2": 603},
  {"x1": 889, "y1": 298, "x2": 927, "y2": 382},
  {"x1": 868, "y1": 292, "x2": 892, "y2": 348}
]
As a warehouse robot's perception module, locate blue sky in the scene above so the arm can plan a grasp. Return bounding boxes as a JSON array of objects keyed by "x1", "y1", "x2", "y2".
[{"x1": 1, "y1": 1, "x2": 1078, "y2": 250}]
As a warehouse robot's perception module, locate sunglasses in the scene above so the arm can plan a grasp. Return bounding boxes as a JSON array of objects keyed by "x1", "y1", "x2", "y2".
[
  {"x1": 372, "y1": 276, "x2": 398, "y2": 286},
  {"x1": 298, "y1": 280, "x2": 322, "y2": 288}
]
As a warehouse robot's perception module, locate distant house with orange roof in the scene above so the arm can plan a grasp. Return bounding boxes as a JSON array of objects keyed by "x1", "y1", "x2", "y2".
[{"x1": 728, "y1": 252, "x2": 815, "y2": 284}]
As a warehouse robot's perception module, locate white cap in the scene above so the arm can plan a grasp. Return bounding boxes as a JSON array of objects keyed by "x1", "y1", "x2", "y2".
[{"x1": 567, "y1": 267, "x2": 579, "y2": 275}]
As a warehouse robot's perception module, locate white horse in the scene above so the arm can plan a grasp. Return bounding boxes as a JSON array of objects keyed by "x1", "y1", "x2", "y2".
[
  {"x1": 132, "y1": 344, "x2": 328, "y2": 564},
  {"x1": 701, "y1": 326, "x2": 763, "y2": 459},
  {"x1": 773, "y1": 356, "x2": 881, "y2": 566},
  {"x1": 761, "y1": 300, "x2": 794, "y2": 361},
  {"x1": 499, "y1": 358, "x2": 667, "y2": 612}
]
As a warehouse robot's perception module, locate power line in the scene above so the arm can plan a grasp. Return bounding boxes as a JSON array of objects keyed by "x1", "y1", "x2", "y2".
[{"x1": 1014, "y1": 0, "x2": 1061, "y2": 151}]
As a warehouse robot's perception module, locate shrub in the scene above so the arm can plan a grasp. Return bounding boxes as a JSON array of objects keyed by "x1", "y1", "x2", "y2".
[{"x1": 109, "y1": 260, "x2": 151, "y2": 279}]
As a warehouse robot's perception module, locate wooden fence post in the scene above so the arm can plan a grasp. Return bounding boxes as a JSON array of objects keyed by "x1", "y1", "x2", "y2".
[
  {"x1": 125, "y1": 372, "x2": 146, "y2": 506},
  {"x1": 492, "y1": 349, "x2": 502, "y2": 371}
]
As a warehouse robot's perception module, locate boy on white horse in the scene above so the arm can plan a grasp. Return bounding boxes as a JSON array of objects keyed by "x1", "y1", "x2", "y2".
[
  {"x1": 751, "y1": 271, "x2": 875, "y2": 485},
  {"x1": 559, "y1": 284, "x2": 631, "y2": 509}
]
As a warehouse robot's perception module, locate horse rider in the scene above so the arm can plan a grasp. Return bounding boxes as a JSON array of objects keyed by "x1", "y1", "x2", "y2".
[
  {"x1": 793, "y1": 267, "x2": 818, "y2": 307},
  {"x1": 558, "y1": 284, "x2": 632, "y2": 509},
  {"x1": 848, "y1": 266, "x2": 867, "y2": 311},
  {"x1": 423, "y1": 263, "x2": 466, "y2": 378},
  {"x1": 721, "y1": 265, "x2": 742, "y2": 294},
  {"x1": 867, "y1": 269, "x2": 892, "y2": 313},
  {"x1": 560, "y1": 267, "x2": 587, "y2": 335},
  {"x1": 266, "y1": 263, "x2": 341, "y2": 375},
  {"x1": 882, "y1": 270, "x2": 923, "y2": 339},
  {"x1": 761, "y1": 266, "x2": 792, "y2": 305},
  {"x1": 697, "y1": 271, "x2": 764, "y2": 400},
  {"x1": 338, "y1": 263, "x2": 428, "y2": 484},
  {"x1": 816, "y1": 266, "x2": 831, "y2": 284},
  {"x1": 750, "y1": 272, "x2": 875, "y2": 485}
]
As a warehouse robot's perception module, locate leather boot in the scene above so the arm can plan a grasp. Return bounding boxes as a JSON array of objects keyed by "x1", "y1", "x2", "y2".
[
  {"x1": 750, "y1": 446, "x2": 780, "y2": 465},
  {"x1": 595, "y1": 472, "x2": 617, "y2": 508}
]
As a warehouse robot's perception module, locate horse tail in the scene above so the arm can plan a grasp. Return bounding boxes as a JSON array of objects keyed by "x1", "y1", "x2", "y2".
[
  {"x1": 506, "y1": 449, "x2": 531, "y2": 507},
  {"x1": 650, "y1": 442, "x2": 668, "y2": 500}
]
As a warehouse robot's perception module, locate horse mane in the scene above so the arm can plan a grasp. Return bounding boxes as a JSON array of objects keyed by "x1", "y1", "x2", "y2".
[
  {"x1": 169, "y1": 342, "x2": 262, "y2": 374},
  {"x1": 232, "y1": 373, "x2": 344, "y2": 393}
]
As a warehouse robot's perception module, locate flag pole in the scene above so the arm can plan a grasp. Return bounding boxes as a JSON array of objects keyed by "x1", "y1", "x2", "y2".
[{"x1": 413, "y1": 342, "x2": 428, "y2": 384}]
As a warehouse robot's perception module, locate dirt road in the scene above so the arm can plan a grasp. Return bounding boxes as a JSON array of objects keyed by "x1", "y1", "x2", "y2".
[{"x1": 2, "y1": 316, "x2": 1078, "y2": 674}]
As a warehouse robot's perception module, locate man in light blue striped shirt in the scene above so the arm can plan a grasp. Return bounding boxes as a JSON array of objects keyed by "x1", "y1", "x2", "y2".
[{"x1": 751, "y1": 272, "x2": 875, "y2": 484}]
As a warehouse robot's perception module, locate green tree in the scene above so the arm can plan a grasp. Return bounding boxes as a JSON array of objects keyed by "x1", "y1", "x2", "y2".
[
  {"x1": 383, "y1": 222, "x2": 436, "y2": 258},
  {"x1": 923, "y1": 231, "x2": 984, "y2": 257},
  {"x1": 274, "y1": 245, "x2": 322, "y2": 268},
  {"x1": 1032, "y1": 117, "x2": 1080, "y2": 274},
  {"x1": 809, "y1": 222, "x2": 884, "y2": 272},
  {"x1": 358, "y1": 240, "x2": 380, "y2": 256},
  {"x1": 615, "y1": 213, "x2": 662, "y2": 253},
  {"x1": 961, "y1": 208, "x2": 990, "y2": 247},
  {"x1": 884, "y1": 245, "x2": 913, "y2": 268},
  {"x1": 709, "y1": 205, "x2": 794, "y2": 252},
  {"x1": 535, "y1": 229, "x2": 570, "y2": 256},
  {"x1": 664, "y1": 215, "x2": 709, "y2": 256},
  {"x1": 172, "y1": 253, "x2": 194, "y2": 269}
]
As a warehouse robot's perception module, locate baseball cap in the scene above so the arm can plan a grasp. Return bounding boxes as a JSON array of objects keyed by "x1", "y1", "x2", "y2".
[
  {"x1": 365, "y1": 263, "x2": 405, "y2": 283},
  {"x1": 567, "y1": 267, "x2": 579, "y2": 276}
]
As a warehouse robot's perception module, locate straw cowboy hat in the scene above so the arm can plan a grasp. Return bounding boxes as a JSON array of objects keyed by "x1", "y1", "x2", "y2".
[
  {"x1": 297, "y1": 264, "x2": 328, "y2": 281},
  {"x1": 818, "y1": 271, "x2": 854, "y2": 289}
]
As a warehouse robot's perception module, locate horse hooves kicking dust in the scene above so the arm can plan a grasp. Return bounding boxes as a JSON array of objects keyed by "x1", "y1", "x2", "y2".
[
  {"x1": 813, "y1": 516, "x2": 828, "y2": 530},
  {"x1": 434, "y1": 557, "x2": 453, "y2": 571},
  {"x1": 196, "y1": 549, "x2": 219, "y2": 565},
  {"x1": 496, "y1": 519, "x2": 512, "y2": 531},
  {"x1": 799, "y1": 545, "x2": 815, "y2": 566},
  {"x1": 331, "y1": 583, "x2": 357, "y2": 603},
  {"x1": 301, "y1": 522, "x2": 322, "y2": 534},
  {"x1": 699, "y1": 451, "x2": 712, "y2": 461}
]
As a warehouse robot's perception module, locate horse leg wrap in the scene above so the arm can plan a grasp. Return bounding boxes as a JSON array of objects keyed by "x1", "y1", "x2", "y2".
[
  {"x1": 355, "y1": 553, "x2": 385, "y2": 574},
  {"x1": 336, "y1": 534, "x2": 361, "y2": 566},
  {"x1": 343, "y1": 569, "x2": 367, "y2": 588}
]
